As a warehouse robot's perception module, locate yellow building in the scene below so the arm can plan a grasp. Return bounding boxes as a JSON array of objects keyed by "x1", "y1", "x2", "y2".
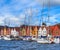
[
  {"x1": 4, "y1": 27, "x2": 7, "y2": 36},
  {"x1": 32, "y1": 26, "x2": 38, "y2": 38},
  {"x1": 21, "y1": 28, "x2": 26, "y2": 36}
]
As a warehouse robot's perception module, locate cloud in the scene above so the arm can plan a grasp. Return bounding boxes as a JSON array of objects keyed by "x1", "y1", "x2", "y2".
[
  {"x1": 0, "y1": 0, "x2": 60, "y2": 27},
  {"x1": 45, "y1": 13, "x2": 60, "y2": 26},
  {"x1": 0, "y1": 16, "x2": 5, "y2": 26},
  {"x1": 0, "y1": 13, "x2": 26, "y2": 27}
]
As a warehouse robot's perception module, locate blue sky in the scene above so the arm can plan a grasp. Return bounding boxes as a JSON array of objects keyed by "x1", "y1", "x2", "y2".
[{"x1": 0, "y1": 0, "x2": 60, "y2": 27}]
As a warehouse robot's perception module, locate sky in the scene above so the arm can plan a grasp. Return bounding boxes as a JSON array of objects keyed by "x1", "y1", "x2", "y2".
[{"x1": 0, "y1": 0, "x2": 60, "y2": 27}]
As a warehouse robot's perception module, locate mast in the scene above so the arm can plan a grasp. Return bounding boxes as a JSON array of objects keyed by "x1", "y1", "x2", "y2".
[
  {"x1": 48, "y1": 0, "x2": 50, "y2": 35},
  {"x1": 24, "y1": 13, "x2": 26, "y2": 36},
  {"x1": 48, "y1": 0, "x2": 50, "y2": 24},
  {"x1": 40, "y1": 0, "x2": 45, "y2": 26},
  {"x1": 29, "y1": 7, "x2": 32, "y2": 36},
  {"x1": 8, "y1": 19, "x2": 10, "y2": 35}
]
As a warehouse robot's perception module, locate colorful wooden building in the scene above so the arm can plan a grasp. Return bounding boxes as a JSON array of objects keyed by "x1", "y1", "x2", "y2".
[
  {"x1": 0, "y1": 26, "x2": 4, "y2": 36},
  {"x1": 31, "y1": 26, "x2": 38, "y2": 38},
  {"x1": 0, "y1": 24, "x2": 60, "y2": 37},
  {"x1": 50, "y1": 25, "x2": 60, "y2": 37}
]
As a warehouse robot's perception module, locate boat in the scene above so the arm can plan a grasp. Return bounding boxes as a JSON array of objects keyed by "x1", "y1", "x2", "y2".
[
  {"x1": 23, "y1": 36, "x2": 32, "y2": 41},
  {"x1": 0, "y1": 36, "x2": 2, "y2": 40},
  {"x1": 0, "y1": 35, "x2": 4, "y2": 40},
  {"x1": 53, "y1": 36, "x2": 60, "y2": 43},
  {"x1": 32, "y1": 36, "x2": 37, "y2": 41},
  {"x1": 37, "y1": 38, "x2": 51, "y2": 44},
  {"x1": 37, "y1": 23, "x2": 53, "y2": 44},
  {"x1": 3, "y1": 35, "x2": 11, "y2": 40}
]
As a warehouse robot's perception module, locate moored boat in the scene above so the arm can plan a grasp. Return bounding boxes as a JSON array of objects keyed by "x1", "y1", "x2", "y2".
[
  {"x1": 37, "y1": 38, "x2": 51, "y2": 44},
  {"x1": 22, "y1": 36, "x2": 32, "y2": 41},
  {"x1": 53, "y1": 36, "x2": 60, "y2": 43},
  {"x1": 31, "y1": 36, "x2": 37, "y2": 41},
  {"x1": 0, "y1": 36, "x2": 2, "y2": 40},
  {"x1": 3, "y1": 35, "x2": 11, "y2": 40},
  {"x1": 37, "y1": 23, "x2": 54, "y2": 44},
  {"x1": 10, "y1": 29, "x2": 21, "y2": 40}
]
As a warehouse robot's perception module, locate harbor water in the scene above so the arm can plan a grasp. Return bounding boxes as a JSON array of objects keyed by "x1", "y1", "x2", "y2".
[{"x1": 0, "y1": 40, "x2": 60, "y2": 50}]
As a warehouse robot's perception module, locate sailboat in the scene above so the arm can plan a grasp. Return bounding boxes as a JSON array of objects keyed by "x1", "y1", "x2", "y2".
[
  {"x1": 36, "y1": 0, "x2": 53, "y2": 43},
  {"x1": 22, "y1": 9, "x2": 33, "y2": 41},
  {"x1": 37, "y1": 23, "x2": 52, "y2": 43}
]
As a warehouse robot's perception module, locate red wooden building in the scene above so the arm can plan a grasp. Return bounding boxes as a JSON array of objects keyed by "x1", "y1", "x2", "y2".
[{"x1": 49, "y1": 24, "x2": 60, "y2": 37}]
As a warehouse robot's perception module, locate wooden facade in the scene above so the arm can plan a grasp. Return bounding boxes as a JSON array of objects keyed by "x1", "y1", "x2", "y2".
[
  {"x1": 50, "y1": 25, "x2": 60, "y2": 37},
  {"x1": 0, "y1": 24, "x2": 60, "y2": 37}
]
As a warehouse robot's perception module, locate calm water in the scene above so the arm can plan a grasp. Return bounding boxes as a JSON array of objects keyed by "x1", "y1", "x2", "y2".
[{"x1": 0, "y1": 40, "x2": 60, "y2": 50}]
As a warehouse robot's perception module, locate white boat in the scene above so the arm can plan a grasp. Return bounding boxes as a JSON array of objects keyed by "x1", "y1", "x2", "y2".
[
  {"x1": 53, "y1": 38, "x2": 60, "y2": 43},
  {"x1": 23, "y1": 36, "x2": 32, "y2": 41},
  {"x1": 0, "y1": 36, "x2": 4, "y2": 40},
  {"x1": 3, "y1": 35, "x2": 11, "y2": 40},
  {"x1": 0, "y1": 36, "x2": 2, "y2": 40},
  {"x1": 37, "y1": 38, "x2": 51, "y2": 44},
  {"x1": 32, "y1": 37, "x2": 37, "y2": 41},
  {"x1": 37, "y1": 27, "x2": 51, "y2": 44}
]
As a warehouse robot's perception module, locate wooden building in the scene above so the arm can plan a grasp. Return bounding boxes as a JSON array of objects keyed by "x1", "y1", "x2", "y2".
[{"x1": 50, "y1": 24, "x2": 60, "y2": 37}]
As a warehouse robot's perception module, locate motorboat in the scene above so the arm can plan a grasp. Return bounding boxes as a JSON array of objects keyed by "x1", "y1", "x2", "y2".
[
  {"x1": 37, "y1": 38, "x2": 51, "y2": 44},
  {"x1": 32, "y1": 36, "x2": 37, "y2": 41},
  {"x1": 54, "y1": 38, "x2": 60, "y2": 43},
  {"x1": 0, "y1": 36, "x2": 2, "y2": 40},
  {"x1": 53, "y1": 36, "x2": 60, "y2": 43},
  {"x1": 3, "y1": 35, "x2": 11, "y2": 40},
  {"x1": 23, "y1": 36, "x2": 32, "y2": 41}
]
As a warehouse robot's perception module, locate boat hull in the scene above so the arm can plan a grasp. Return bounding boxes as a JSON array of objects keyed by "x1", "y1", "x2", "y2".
[
  {"x1": 3, "y1": 36, "x2": 12, "y2": 40},
  {"x1": 37, "y1": 38, "x2": 51, "y2": 44}
]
